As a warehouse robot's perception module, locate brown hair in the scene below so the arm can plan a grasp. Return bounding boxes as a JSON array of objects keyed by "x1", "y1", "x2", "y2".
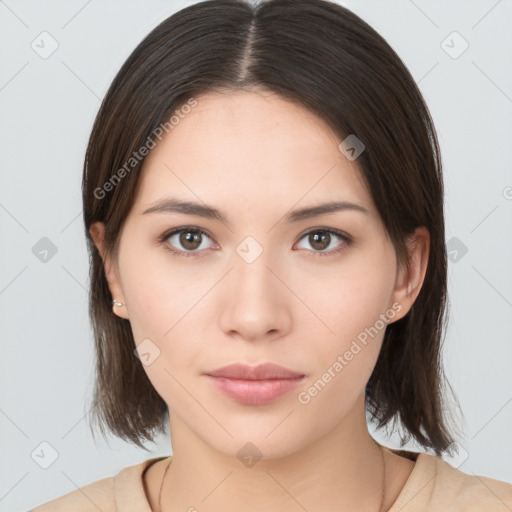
[{"x1": 83, "y1": 0, "x2": 461, "y2": 455}]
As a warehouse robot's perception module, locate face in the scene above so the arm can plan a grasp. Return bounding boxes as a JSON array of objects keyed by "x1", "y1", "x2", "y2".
[{"x1": 91, "y1": 89, "x2": 427, "y2": 460}]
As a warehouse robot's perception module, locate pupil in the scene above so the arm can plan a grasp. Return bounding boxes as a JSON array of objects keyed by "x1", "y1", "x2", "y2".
[
  {"x1": 181, "y1": 230, "x2": 201, "y2": 250},
  {"x1": 311, "y1": 231, "x2": 329, "y2": 250}
]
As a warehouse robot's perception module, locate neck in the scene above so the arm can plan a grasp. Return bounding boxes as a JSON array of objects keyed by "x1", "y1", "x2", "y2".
[{"x1": 159, "y1": 394, "x2": 391, "y2": 512}]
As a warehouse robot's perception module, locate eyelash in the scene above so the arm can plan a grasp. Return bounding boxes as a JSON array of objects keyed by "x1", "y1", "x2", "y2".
[{"x1": 157, "y1": 226, "x2": 352, "y2": 259}]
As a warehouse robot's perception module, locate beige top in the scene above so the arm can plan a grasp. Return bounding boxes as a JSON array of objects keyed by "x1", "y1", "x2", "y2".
[{"x1": 31, "y1": 448, "x2": 512, "y2": 511}]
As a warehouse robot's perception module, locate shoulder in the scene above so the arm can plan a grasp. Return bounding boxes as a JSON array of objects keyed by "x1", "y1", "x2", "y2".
[
  {"x1": 29, "y1": 474, "x2": 116, "y2": 512},
  {"x1": 431, "y1": 455, "x2": 512, "y2": 511},
  {"x1": 391, "y1": 450, "x2": 512, "y2": 512},
  {"x1": 29, "y1": 456, "x2": 167, "y2": 512}
]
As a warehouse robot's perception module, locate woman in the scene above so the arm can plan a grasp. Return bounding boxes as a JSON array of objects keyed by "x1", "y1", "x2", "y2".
[{"x1": 32, "y1": 0, "x2": 512, "y2": 510}]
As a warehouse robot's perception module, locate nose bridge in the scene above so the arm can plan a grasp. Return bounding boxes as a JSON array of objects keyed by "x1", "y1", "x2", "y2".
[
  {"x1": 218, "y1": 235, "x2": 291, "y2": 340},
  {"x1": 234, "y1": 239, "x2": 275, "y2": 296}
]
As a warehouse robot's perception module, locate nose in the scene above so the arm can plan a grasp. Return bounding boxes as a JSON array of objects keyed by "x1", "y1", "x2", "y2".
[{"x1": 217, "y1": 248, "x2": 292, "y2": 343}]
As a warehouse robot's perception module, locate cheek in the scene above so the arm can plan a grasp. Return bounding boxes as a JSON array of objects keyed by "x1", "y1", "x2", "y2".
[
  {"x1": 296, "y1": 281, "x2": 389, "y2": 421},
  {"x1": 302, "y1": 261, "x2": 394, "y2": 392},
  {"x1": 308, "y1": 265, "x2": 393, "y2": 344},
  {"x1": 118, "y1": 248, "x2": 209, "y2": 375},
  {"x1": 123, "y1": 264, "x2": 207, "y2": 407},
  {"x1": 117, "y1": 243, "x2": 189, "y2": 338}
]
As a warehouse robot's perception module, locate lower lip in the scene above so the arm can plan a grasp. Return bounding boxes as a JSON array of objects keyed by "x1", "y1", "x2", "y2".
[{"x1": 205, "y1": 375, "x2": 305, "y2": 405}]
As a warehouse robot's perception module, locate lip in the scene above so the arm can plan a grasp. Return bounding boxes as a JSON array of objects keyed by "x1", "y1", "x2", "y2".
[
  {"x1": 203, "y1": 363, "x2": 306, "y2": 405},
  {"x1": 204, "y1": 362, "x2": 305, "y2": 380}
]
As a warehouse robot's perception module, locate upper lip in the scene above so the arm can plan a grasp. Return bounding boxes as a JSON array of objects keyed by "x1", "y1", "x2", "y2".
[{"x1": 204, "y1": 363, "x2": 305, "y2": 380}]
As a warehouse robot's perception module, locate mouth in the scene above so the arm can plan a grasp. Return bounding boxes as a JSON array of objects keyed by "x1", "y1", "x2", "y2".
[
  {"x1": 203, "y1": 362, "x2": 306, "y2": 405},
  {"x1": 205, "y1": 375, "x2": 305, "y2": 405}
]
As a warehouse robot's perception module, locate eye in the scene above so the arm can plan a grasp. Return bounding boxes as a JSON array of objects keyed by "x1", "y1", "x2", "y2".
[
  {"x1": 159, "y1": 227, "x2": 217, "y2": 258},
  {"x1": 295, "y1": 228, "x2": 351, "y2": 256},
  {"x1": 158, "y1": 226, "x2": 351, "y2": 259}
]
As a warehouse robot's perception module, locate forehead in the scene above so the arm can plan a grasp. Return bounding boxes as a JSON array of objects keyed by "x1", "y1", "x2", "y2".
[{"x1": 133, "y1": 90, "x2": 375, "y2": 218}]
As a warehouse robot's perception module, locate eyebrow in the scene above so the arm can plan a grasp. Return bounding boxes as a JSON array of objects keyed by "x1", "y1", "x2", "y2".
[{"x1": 142, "y1": 198, "x2": 370, "y2": 224}]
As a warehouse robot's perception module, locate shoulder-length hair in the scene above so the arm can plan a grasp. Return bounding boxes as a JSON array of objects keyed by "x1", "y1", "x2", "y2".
[{"x1": 83, "y1": 0, "x2": 461, "y2": 455}]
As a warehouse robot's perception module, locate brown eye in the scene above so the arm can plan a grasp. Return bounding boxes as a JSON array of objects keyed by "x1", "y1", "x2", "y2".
[
  {"x1": 295, "y1": 228, "x2": 350, "y2": 255},
  {"x1": 179, "y1": 230, "x2": 203, "y2": 250},
  {"x1": 164, "y1": 228, "x2": 215, "y2": 254},
  {"x1": 308, "y1": 231, "x2": 331, "y2": 250}
]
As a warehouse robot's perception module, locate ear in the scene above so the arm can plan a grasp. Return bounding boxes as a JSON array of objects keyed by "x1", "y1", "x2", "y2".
[
  {"x1": 389, "y1": 226, "x2": 430, "y2": 323},
  {"x1": 89, "y1": 221, "x2": 129, "y2": 320}
]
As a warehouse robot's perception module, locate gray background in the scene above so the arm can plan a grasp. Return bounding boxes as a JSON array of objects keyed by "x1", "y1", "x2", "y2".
[{"x1": 1, "y1": 0, "x2": 511, "y2": 510}]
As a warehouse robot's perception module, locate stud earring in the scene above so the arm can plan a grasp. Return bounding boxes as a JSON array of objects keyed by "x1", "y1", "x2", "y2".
[{"x1": 112, "y1": 299, "x2": 124, "y2": 307}]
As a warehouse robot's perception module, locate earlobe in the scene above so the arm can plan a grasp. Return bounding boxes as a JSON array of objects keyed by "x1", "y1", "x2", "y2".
[
  {"x1": 89, "y1": 222, "x2": 129, "y2": 320},
  {"x1": 390, "y1": 226, "x2": 430, "y2": 322},
  {"x1": 111, "y1": 298, "x2": 128, "y2": 318}
]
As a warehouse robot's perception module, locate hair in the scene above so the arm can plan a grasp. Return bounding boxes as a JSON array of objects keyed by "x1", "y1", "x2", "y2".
[{"x1": 83, "y1": 0, "x2": 462, "y2": 455}]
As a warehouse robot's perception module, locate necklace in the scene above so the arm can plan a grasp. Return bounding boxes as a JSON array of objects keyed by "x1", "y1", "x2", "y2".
[
  {"x1": 157, "y1": 444, "x2": 387, "y2": 512},
  {"x1": 158, "y1": 456, "x2": 173, "y2": 512}
]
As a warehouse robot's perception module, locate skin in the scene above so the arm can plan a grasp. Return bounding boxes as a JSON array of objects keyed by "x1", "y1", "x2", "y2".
[{"x1": 90, "y1": 89, "x2": 429, "y2": 512}]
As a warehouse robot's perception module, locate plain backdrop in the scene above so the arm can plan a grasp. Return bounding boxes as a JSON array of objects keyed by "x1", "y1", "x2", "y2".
[{"x1": 1, "y1": 0, "x2": 511, "y2": 510}]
